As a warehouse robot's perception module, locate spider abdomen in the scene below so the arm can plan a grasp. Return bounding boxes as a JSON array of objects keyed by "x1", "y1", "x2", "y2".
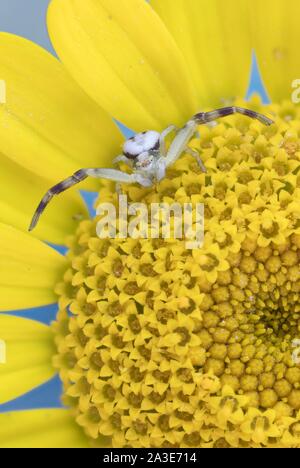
[{"x1": 123, "y1": 130, "x2": 160, "y2": 159}]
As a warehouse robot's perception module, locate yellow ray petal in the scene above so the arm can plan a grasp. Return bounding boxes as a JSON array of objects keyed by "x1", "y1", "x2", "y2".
[
  {"x1": 0, "y1": 409, "x2": 89, "y2": 447},
  {"x1": 0, "y1": 32, "x2": 122, "y2": 189},
  {"x1": 0, "y1": 223, "x2": 66, "y2": 311},
  {"x1": 0, "y1": 315, "x2": 55, "y2": 404},
  {"x1": 152, "y1": 0, "x2": 252, "y2": 108},
  {"x1": 249, "y1": 0, "x2": 300, "y2": 102},
  {"x1": 47, "y1": 0, "x2": 197, "y2": 131},
  {"x1": 0, "y1": 154, "x2": 88, "y2": 244}
]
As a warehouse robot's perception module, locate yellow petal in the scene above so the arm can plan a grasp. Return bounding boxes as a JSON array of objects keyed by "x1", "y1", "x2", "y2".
[
  {"x1": 249, "y1": 0, "x2": 300, "y2": 102},
  {"x1": 0, "y1": 154, "x2": 88, "y2": 244},
  {"x1": 0, "y1": 315, "x2": 55, "y2": 404},
  {"x1": 47, "y1": 0, "x2": 197, "y2": 131},
  {"x1": 152, "y1": 0, "x2": 252, "y2": 107},
  {"x1": 0, "y1": 409, "x2": 89, "y2": 447},
  {"x1": 0, "y1": 32, "x2": 122, "y2": 187},
  {"x1": 0, "y1": 223, "x2": 66, "y2": 311}
]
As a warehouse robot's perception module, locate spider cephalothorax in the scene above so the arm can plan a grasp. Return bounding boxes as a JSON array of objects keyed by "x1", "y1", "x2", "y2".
[
  {"x1": 29, "y1": 107, "x2": 274, "y2": 231},
  {"x1": 116, "y1": 130, "x2": 165, "y2": 185}
]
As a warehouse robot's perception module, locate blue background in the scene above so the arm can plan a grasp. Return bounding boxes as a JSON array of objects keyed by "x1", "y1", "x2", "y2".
[{"x1": 0, "y1": 0, "x2": 269, "y2": 412}]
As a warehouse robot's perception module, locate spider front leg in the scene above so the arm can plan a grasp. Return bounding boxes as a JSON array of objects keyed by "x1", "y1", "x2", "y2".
[
  {"x1": 160, "y1": 125, "x2": 177, "y2": 156},
  {"x1": 29, "y1": 168, "x2": 150, "y2": 231},
  {"x1": 163, "y1": 120, "x2": 208, "y2": 174},
  {"x1": 193, "y1": 106, "x2": 274, "y2": 126}
]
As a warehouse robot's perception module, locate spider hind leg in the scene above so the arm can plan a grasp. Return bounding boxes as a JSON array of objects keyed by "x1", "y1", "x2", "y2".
[{"x1": 185, "y1": 147, "x2": 207, "y2": 173}]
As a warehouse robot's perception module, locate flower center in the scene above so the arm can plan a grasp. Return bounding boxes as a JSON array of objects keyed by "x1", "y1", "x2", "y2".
[
  {"x1": 261, "y1": 220, "x2": 280, "y2": 238},
  {"x1": 53, "y1": 101, "x2": 300, "y2": 448}
]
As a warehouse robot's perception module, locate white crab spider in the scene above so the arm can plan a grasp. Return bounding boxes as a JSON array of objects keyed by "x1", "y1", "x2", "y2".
[{"x1": 29, "y1": 106, "x2": 273, "y2": 231}]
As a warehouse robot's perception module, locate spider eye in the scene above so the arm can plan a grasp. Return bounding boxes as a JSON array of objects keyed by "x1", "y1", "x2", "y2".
[{"x1": 123, "y1": 130, "x2": 160, "y2": 159}]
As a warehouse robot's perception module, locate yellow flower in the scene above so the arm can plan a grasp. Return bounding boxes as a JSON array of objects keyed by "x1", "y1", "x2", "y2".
[
  {"x1": 208, "y1": 385, "x2": 249, "y2": 429},
  {"x1": 1, "y1": 0, "x2": 300, "y2": 448},
  {"x1": 192, "y1": 242, "x2": 230, "y2": 283},
  {"x1": 240, "y1": 408, "x2": 282, "y2": 445},
  {"x1": 247, "y1": 209, "x2": 291, "y2": 247}
]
